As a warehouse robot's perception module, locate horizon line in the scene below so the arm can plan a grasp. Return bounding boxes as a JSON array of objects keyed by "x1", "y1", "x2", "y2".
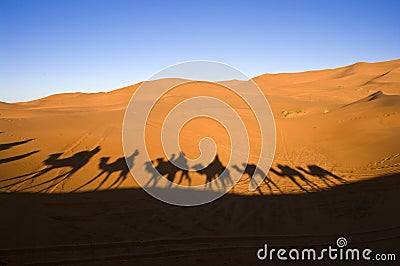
[{"x1": 2, "y1": 58, "x2": 399, "y2": 104}]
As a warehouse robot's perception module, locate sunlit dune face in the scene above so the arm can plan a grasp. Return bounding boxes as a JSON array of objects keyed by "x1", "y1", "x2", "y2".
[
  {"x1": 178, "y1": 117, "x2": 230, "y2": 162},
  {"x1": 143, "y1": 80, "x2": 263, "y2": 186}
]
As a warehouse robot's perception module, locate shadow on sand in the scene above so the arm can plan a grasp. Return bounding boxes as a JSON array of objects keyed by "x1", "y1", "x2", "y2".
[
  {"x1": 2, "y1": 144, "x2": 349, "y2": 197},
  {"x1": 0, "y1": 138, "x2": 39, "y2": 165},
  {"x1": 233, "y1": 163, "x2": 282, "y2": 195},
  {"x1": 0, "y1": 172, "x2": 398, "y2": 265},
  {"x1": 0, "y1": 147, "x2": 100, "y2": 192},
  {"x1": 73, "y1": 149, "x2": 139, "y2": 192}
]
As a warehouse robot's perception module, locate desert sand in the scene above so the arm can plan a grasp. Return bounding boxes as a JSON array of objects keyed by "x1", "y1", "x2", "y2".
[{"x1": 0, "y1": 59, "x2": 399, "y2": 264}]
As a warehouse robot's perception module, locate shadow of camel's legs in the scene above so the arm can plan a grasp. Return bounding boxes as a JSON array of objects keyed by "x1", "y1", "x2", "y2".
[
  {"x1": 177, "y1": 171, "x2": 191, "y2": 186},
  {"x1": 329, "y1": 173, "x2": 347, "y2": 184},
  {"x1": 72, "y1": 171, "x2": 105, "y2": 192},
  {"x1": 0, "y1": 168, "x2": 51, "y2": 190},
  {"x1": 17, "y1": 171, "x2": 69, "y2": 192},
  {"x1": 144, "y1": 175, "x2": 160, "y2": 188},
  {"x1": 166, "y1": 173, "x2": 176, "y2": 188},
  {"x1": 36, "y1": 166, "x2": 86, "y2": 193},
  {"x1": 95, "y1": 172, "x2": 112, "y2": 191},
  {"x1": 0, "y1": 170, "x2": 43, "y2": 184},
  {"x1": 300, "y1": 176, "x2": 321, "y2": 191},
  {"x1": 268, "y1": 178, "x2": 283, "y2": 193},
  {"x1": 288, "y1": 176, "x2": 309, "y2": 193},
  {"x1": 108, "y1": 173, "x2": 125, "y2": 189},
  {"x1": 318, "y1": 176, "x2": 334, "y2": 187},
  {"x1": 114, "y1": 175, "x2": 128, "y2": 189}
]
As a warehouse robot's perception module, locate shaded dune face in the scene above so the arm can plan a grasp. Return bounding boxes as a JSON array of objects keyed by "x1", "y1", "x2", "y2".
[
  {"x1": 0, "y1": 173, "x2": 399, "y2": 264},
  {"x1": 0, "y1": 59, "x2": 399, "y2": 194}
]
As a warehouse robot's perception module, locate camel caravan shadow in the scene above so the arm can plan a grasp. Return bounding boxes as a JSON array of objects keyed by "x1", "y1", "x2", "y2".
[
  {"x1": 0, "y1": 145, "x2": 140, "y2": 193},
  {"x1": 270, "y1": 164, "x2": 348, "y2": 193},
  {"x1": 146, "y1": 153, "x2": 234, "y2": 191},
  {"x1": 233, "y1": 163, "x2": 282, "y2": 195},
  {"x1": 1, "y1": 142, "x2": 347, "y2": 194},
  {"x1": 145, "y1": 153, "x2": 346, "y2": 194}
]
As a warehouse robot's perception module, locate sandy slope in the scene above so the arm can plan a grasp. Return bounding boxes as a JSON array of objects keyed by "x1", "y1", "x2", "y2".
[
  {"x1": 1, "y1": 59, "x2": 399, "y2": 194},
  {"x1": 0, "y1": 60, "x2": 399, "y2": 264}
]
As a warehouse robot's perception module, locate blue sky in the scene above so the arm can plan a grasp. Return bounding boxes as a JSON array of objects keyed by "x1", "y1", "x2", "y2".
[{"x1": 1, "y1": 0, "x2": 399, "y2": 102}]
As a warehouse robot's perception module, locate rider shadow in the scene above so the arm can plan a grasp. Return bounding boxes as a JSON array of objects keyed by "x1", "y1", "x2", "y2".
[
  {"x1": 174, "y1": 152, "x2": 191, "y2": 186},
  {"x1": 146, "y1": 152, "x2": 193, "y2": 188},
  {"x1": 232, "y1": 163, "x2": 282, "y2": 195},
  {"x1": 73, "y1": 149, "x2": 139, "y2": 192},
  {"x1": 297, "y1": 165, "x2": 347, "y2": 187},
  {"x1": 0, "y1": 146, "x2": 101, "y2": 192},
  {"x1": 150, "y1": 154, "x2": 179, "y2": 188},
  {"x1": 193, "y1": 154, "x2": 232, "y2": 190},
  {"x1": 270, "y1": 164, "x2": 321, "y2": 193}
]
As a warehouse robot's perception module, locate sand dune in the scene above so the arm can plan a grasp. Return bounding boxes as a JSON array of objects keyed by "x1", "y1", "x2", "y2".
[
  {"x1": 1, "y1": 59, "x2": 398, "y2": 193},
  {"x1": 0, "y1": 59, "x2": 399, "y2": 264}
]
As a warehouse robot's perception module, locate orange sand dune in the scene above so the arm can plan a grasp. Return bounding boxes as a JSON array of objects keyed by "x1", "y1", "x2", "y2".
[
  {"x1": 1, "y1": 59, "x2": 399, "y2": 193},
  {"x1": 1, "y1": 59, "x2": 399, "y2": 264}
]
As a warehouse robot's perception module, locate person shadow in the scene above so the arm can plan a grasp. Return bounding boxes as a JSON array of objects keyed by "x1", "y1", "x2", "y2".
[
  {"x1": 232, "y1": 163, "x2": 282, "y2": 195},
  {"x1": 0, "y1": 146, "x2": 101, "y2": 192},
  {"x1": 270, "y1": 164, "x2": 320, "y2": 192},
  {"x1": 174, "y1": 152, "x2": 191, "y2": 186},
  {"x1": 193, "y1": 154, "x2": 230, "y2": 190},
  {"x1": 73, "y1": 149, "x2": 139, "y2": 191},
  {"x1": 297, "y1": 165, "x2": 347, "y2": 187}
]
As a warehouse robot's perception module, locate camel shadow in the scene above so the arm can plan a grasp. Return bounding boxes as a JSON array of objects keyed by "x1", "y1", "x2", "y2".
[
  {"x1": 233, "y1": 163, "x2": 282, "y2": 195},
  {"x1": 0, "y1": 146, "x2": 101, "y2": 192},
  {"x1": 270, "y1": 164, "x2": 321, "y2": 192},
  {"x1": 144, "y1": 152, "x2": 194, "y2": 188},
  {"x1": 73, "y1": 149, "x2": 139, "y2": 192},
  {"x1": 193, "y1": 154, "x2": 232, "y2": 190},
  {"x1": 150, "y1": 154, "x2": 181, "y2": 188},
  {"x1": 297, "y1": 165, "x2": 347, "y2": 186}
]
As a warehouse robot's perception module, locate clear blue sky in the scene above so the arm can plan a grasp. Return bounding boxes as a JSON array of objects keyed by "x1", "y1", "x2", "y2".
[{"x1": 1, "y1": 0, "x2": 399, "y2": 102}]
